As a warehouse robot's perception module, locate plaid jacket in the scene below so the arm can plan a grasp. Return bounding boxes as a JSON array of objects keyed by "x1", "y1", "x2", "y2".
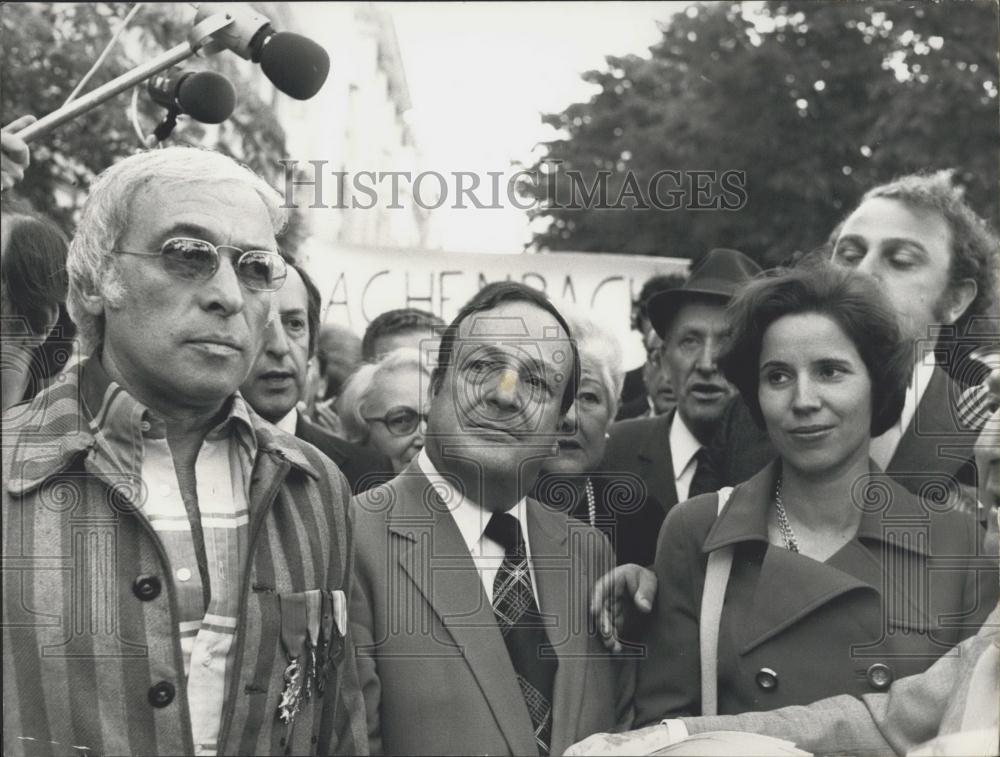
[{"x1": 2, "y1": 360, "x2": 368, "y2": 756}]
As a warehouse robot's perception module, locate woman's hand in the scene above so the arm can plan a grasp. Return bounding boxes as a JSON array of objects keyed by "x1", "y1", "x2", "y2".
[{"x1": 590, "y1": 563, "x2": 657, "y2": 652}]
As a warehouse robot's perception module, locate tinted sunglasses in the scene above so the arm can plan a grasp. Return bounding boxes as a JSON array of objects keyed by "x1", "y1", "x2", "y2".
[
  {"x1": 115, "y1": 237, "x2": 287, "y2": 292},
  {"x1": 363, "y1": 406, "x2": 428, "y2": 436}
]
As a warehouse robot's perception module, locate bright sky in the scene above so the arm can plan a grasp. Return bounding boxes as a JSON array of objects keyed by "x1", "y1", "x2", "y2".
[{"x1": 388, "y1": 2, "x2": 684, "y2": 252}]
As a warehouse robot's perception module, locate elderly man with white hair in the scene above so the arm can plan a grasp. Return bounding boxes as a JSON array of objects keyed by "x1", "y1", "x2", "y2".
[{"x1": 2, "y1": 147, "x2": 366, "y2": 756}]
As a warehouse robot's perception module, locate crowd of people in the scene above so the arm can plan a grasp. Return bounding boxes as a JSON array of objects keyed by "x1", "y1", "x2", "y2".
[{"x1": 1, "y1": 122, "x2": 998, "y2": 757}]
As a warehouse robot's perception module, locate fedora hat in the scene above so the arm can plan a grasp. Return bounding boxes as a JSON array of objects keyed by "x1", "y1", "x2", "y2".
[{"x1": 647, "y1": 248, "x2": 762, "y2": 339}]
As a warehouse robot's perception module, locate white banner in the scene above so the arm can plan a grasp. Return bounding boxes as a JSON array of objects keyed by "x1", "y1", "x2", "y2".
[{"x1": 304, "y1": 245, "x2": 688, "y2": 367}]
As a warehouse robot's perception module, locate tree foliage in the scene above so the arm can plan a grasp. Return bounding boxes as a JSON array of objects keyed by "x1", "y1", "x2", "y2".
[
  {"x1": 1, "y1": 2, "x2": 299, "y2": 250},
  {"x1": 527, "y1": 1, "x2": 1000, "y2": 265}
]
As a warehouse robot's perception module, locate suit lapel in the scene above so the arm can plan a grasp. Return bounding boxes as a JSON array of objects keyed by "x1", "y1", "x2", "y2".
[
  {"x1": 888, "y1": 366, "x2": 965, "y2": 479},
  {"x1": 528, "y1": 501, "x2": 589, "y2": 754},
  {"x1": 851, "y1": 475, "x2": 934, "y2": 632},
  {"x1": 296, "y1": 415, "x2": 348, "y2": 467},
  {"x1": 636, "y1": 412, "x2": 678, "y2": 511},
  {"x1": 387, "y1": 467, "x2": 539, "y2": 756}
]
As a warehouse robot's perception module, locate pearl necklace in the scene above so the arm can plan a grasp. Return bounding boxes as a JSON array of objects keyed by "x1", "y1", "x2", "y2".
[
  {"x1": 773, "y1": 477, "x2": 800, "y2": 553},
  {"x1": 585, "y1": 478, "x2": 596, "y2": 527}
]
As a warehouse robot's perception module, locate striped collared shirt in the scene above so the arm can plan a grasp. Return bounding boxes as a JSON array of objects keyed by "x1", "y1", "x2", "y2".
[{"x1": 81, "y1": 357, "x2": 257, "y2": 756}]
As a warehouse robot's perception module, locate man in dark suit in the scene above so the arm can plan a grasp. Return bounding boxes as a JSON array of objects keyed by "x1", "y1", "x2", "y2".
[
  {"x1": 350, "y1": 282, "x2": 634, "y2": 755},
  {"x1": 240, "y1": 262, "x2": 392, "y2": 492},
  {"x1": 602, "y1": 250, "x2": 762, "y2": 515},
  {"x1": 710, "y1": 172, "x2": 998, "y2": 504}
]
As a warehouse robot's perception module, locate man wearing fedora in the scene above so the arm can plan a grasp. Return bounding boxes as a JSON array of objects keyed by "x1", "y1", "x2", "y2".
[{"x1": 600, "y1": 249, "x2": 762, "y2": 523}]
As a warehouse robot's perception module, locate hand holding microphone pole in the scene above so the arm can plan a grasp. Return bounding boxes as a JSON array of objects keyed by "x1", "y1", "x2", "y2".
[{"x1": 1, "y1": 116, "x2": 36, "y2": 191}]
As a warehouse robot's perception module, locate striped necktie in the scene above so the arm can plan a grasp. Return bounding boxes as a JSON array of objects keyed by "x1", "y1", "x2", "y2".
[{"x1": 485, "y1": 511, "x2": 558, "y2": 756}]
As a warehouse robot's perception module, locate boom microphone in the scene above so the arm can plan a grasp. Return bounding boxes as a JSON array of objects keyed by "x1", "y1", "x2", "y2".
[
  {"x1": 147, "y1": 69, "x2": 236, "y2": 124},
  {"x1": 194, "y1": 3, "x2": 330, "y2": 100},
  {"x1": 15, "y1": 4, "x2": 331, "y2": 143},
  {"x1": 256, "y1": 32, "x2": 331, "y2": 101}
]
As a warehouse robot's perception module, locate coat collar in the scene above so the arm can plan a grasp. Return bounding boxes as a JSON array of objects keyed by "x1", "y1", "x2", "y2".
[
  {"x1": 5, "y1": 358, "x2": 317, "y2": 497},
  {"x1": 700, "y1": 460, "x2": 936, "y2": 654},
  {"x1": 532, "y1": 499, "x2": 589, "y2": 755},
  {"x1": 250, "y1": 412, "x2": 320, "y2": 479},
  {"x1": 738, "y1": 539, "x2": 880, "y2": 654},
  {"x1": 700, "y1": 459, "x2": 774, "y2": 551},
  {"x1": 5, "y1": 360, "x2": 98, "y2": 495},
  {"x1": 295, "y1": 414, "x2": 348, "y2": 468},
  {"x1": 636, "y1": 410, "x2": 675, "y2": 463},
  {"x1": 631, "y1": 411, "x2": 679, "y2": 509},
  {"x1": 383, "y1": 459, "x2": 568, "y2": 550},
  {"x1": 702, "y1": 459, "x2": 933, "y2": 557}
]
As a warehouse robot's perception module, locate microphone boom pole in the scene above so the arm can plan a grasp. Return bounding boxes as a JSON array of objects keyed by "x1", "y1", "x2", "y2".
[{"x1": 14, "y1": 12, "x2": 235, "y2": 144}]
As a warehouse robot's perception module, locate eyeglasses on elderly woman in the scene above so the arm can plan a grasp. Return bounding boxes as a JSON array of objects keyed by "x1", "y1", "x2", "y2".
[
  {"x1": 115, "y1": 237, "x2": 287, "y2": 292},
  {"x1": 362, "y1": 405, "x2": 428, "y2": 436}
]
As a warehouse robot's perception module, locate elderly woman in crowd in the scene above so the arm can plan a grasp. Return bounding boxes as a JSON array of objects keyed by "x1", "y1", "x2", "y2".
[
  {"x1": 337, "y1": 347, "x2": 431, "y2": 474},
  {"x1": 532, "y1": 310, "x2": 666, "y2": 565},
  {"x1": 632, "y1": 261, "x2": 997, "y2": 722}
]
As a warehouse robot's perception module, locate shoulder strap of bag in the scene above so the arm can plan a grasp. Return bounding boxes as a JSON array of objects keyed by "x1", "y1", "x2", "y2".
[{"x1": 698, "y1": 485, "x2": 735, "y2": 717}]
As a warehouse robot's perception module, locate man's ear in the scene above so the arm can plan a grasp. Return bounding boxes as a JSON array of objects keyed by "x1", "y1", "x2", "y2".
[
  {"x1": 943, "y1": 278, "x2": 977, "y2": 326},
  {"x1": 76, "y1": 277, "x2": 107, "y2": 318}
]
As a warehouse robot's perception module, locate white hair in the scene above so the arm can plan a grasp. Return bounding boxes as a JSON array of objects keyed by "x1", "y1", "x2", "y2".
[
  {"x1": 562, "y1": 306, "x2": 625, "y2": 420},
  {"x1": 66, "y1": 146, "x2": 287, "y2": 354},
  {"x1": 336, "y1": 347, "x2": 432, "y2": 443}
]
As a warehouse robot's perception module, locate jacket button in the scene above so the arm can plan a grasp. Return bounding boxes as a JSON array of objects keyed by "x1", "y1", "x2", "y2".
[
  {"x1": 755, "y1": 667, "x2": 779, "y2": 691},
  {"x1": 866, "y1": 663, "x2": 893, "y2": 690},
  {"x1": 148, "y1": 681, "x2": 175, "y2": 708},
  {"x1": 132, "y1": 575, "x2": 161, "y2": 601}
]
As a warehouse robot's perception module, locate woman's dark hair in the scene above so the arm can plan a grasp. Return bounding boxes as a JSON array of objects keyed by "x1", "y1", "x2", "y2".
[
  {"x1": 1, "y1": 212, "x2": 75, "y2": 396},
  {"x1": 1, "y1": 212, "x2": 69, "y2": 335},
  {"x1": 719, "y1": 260, "x2": 911, "y2": 437},
  {"x1": 431, "y1": 281, "x2": 580, "y2": 415}
]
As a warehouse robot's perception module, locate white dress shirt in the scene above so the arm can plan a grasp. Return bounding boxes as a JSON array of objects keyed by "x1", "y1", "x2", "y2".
[
  {"x1": 869, "y1": 351, "x2": 938, "y2": 470},
  {"x1": 274, "y1": 407, "x2": 298, "y2": 435},
  {"x1": 416, "y1": 448, "x2": 539, "y2": 604},
  {"x1": 669, "y1": 412, "x2": 704, "y2": 502},
  {"x1": 645, "y1": 395, "x2": 657, "y2": 418}
]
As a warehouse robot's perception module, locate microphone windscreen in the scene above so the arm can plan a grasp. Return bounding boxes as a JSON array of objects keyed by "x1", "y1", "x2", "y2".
[
  {"x1": 177, "y1": 70, "x2": 237, "y2": 124},
  {"x1": 259, "y1": 32, "x2": 330, "y2": 100}
]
